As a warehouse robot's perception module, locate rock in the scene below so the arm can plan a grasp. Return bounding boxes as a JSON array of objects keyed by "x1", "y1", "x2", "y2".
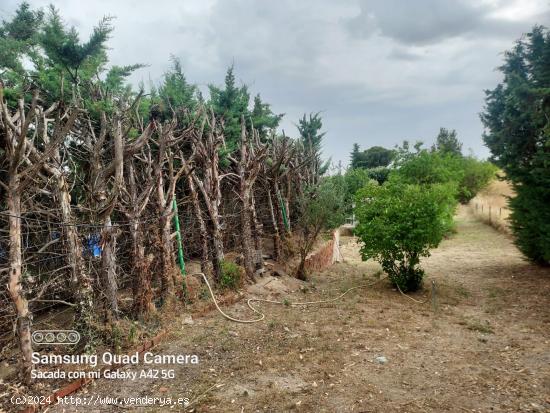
[
  {"x1": 182, "y1": 315, "x2": 194, "y2": 325},
  {"x1": 375, "y1": 356, "x2": 388, "y2": 364}
]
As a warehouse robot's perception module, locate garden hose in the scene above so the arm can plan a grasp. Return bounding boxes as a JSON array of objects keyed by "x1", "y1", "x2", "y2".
[{"x1": 189, "y1": 272, "x2": 387, "y2": 324}]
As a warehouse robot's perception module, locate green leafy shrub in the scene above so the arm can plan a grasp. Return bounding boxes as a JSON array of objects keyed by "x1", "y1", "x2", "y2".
[
  {"x1": 391, "y1": 150, "x2": 462, "y2": 186},
  {"x1": 364, "y1": 166, "x2": 391, "y2": 185},
  {"x1": 391, "y1": 149, "x2": 496, "y2": 205},
  {"x1": 344, "y1": 168, "x2": 372, "y2": 200},
  {"x1": 456, "y1": 158, "x2": 497, "y2": 203},
  {"x1": 343, "y1": 167, "x2": 389, "y2": 212},
  {"x1": 354, "y1": 181, "x2": 456, "y2": 292},
  {"x1": 219, "y1": 260, "x2": 242, "y2": 290}
]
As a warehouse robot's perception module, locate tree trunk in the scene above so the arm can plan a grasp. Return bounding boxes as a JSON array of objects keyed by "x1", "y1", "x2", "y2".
[
  {"x1": 101, "y1": 217, "x2": 119, "y2": 319},
  {"x1": 56, "y1": 174, "x2": 95, "y2": 337},
  {"x1": 188, "y1": 175, "x2": 212, "y2": 277},
  {"x1": 250, "y1": 191, "x2": 264, "y2": 271},
  {"x1": 210, "y1": 211, "x2": 224, "y2": 282},
  {"x1": 98, "y1": 118, "x2": 124, "y2": 321},
  {"x1": 7, "y1": 175, "x2": 33, "y2": 384},
  {"x1": 240, "y1": 185, "x2": 256, "y2": 281},
  {"x1": 274, "y1": 182, "x2": 287, "y2": 239},
  {"x1": 160, "y1": 212, "x2": 175, "y2": 301},
  {"x1": 157, "y1": 174, "x2": 175, "y2": 302},
  {"x1": 198, "y1": 174, "x2": 224, "y2": 282},
  {"x1": 295, "y1": 255, "x2": 307, "y2": 281},
  {"x1": 267, "y1": 188, "x2": 282, "y2": 260},
  {"x1": 285, "y1": 174, "x2": 292, "y2": 231},
  {"x1": 130, "y1": 218, "x2": 153, "y2": 316}
]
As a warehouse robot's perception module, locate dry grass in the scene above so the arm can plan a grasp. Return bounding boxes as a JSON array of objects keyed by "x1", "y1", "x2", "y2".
[
  {"x1": 46, "y1": 209, "x2": 550, "y2": 413},
  {"x1": 468, "y1": 175, "x2": 514, "y2": 234}
]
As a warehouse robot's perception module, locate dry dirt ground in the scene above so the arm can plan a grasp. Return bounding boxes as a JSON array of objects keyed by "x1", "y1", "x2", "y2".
[{"x1": 50, "y1": 207, "x2": 550, "y2": 413}]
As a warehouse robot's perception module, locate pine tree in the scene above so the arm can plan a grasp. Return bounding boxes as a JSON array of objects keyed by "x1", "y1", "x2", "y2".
[
  {"x1": 0, "y1": 2, "x2": 43, "y2": 76},
  {"x1": 481, "y1": 26, "x2": 550, "y2": 265},
  {"x1": 433, "y1": 128, "x2": 462, "y2": 156},
  {"x1": 297, "y1": 112, "x2": 328, "y2": 185},
  {"x1": 208, "y1": 65, "x2": 250, "y2": 151},
  {"x1": 349, "y1": 144, "x2": 394, "y2": 170},
  {"x1": 350, "y1": 143, "x2": 360, "y2": 168},
  {"x1": 159, "y1": 57, "x2": 197, "y2": 111},
  {"x1": 251, "y1": 93, "x2": 283, "y2": 140}
]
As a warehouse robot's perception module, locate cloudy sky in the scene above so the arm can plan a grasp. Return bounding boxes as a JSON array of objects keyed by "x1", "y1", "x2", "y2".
[{"x1": 3, "y1": 0, "x2": 549, "y2": 165}]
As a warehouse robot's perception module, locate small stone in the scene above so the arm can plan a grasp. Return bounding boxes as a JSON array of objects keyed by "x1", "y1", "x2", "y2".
[
  {"x1": 182, "y1": 315, "x2": 194, "y2": 325},
  {"x1": 375, "y1": 356, "x2": 388, "y2": 364}
]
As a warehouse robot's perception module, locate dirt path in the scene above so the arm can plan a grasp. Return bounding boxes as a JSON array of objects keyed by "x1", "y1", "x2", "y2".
[{"x1": 51, "y1": 207, "x2": 550, "y2": 413}]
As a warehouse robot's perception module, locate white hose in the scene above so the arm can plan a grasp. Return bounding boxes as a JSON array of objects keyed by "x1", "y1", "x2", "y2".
[{"x1": 189, "y1": 272, "x2": 385, "y2": 324}]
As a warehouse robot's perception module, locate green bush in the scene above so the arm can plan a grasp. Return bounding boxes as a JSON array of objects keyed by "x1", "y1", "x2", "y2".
[
  {"x1": 354, "y1": 181, "x2": 456, "y2": 292},
  {"x1": 343, "y1": 167, "x2": 390, "y2": 210},
  {"x1": 391, "y1": 150, "x2": 462, "y2": 187},
  {"x1": 344, "y1": 168, "x2": 372, "y2": 200},
  {"x1": 364, "y1": 166, "x2": 391, "y2": 185},
  {"x1": 219, "y1": 260, "x2": 242, "y2": 290},
  {"x1": 456, "y1": 158, "x2": 497, "y2": 204},
  {"x1": 391, "y1": 150, "x2": 496, "y2": 205}
]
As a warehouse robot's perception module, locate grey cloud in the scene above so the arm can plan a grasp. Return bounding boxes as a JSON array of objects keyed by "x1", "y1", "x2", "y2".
[
  {"x1": 347, "y1": 0, "x2": 537, "y2": 45},
  {"x1": 388, "y1": 47, "x2": 425, "y2": 61},
  {"x1": 348, "y1": 0, "x2": 487, "y2": 44},
  {"x1": 2, "y1": 0, "x2": 548, "y2": 165}
]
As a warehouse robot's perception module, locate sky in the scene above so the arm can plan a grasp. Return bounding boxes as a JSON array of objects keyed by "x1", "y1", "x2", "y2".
[{"x1": 2, "y1": 0, "x2": 549, "y2": 165}]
